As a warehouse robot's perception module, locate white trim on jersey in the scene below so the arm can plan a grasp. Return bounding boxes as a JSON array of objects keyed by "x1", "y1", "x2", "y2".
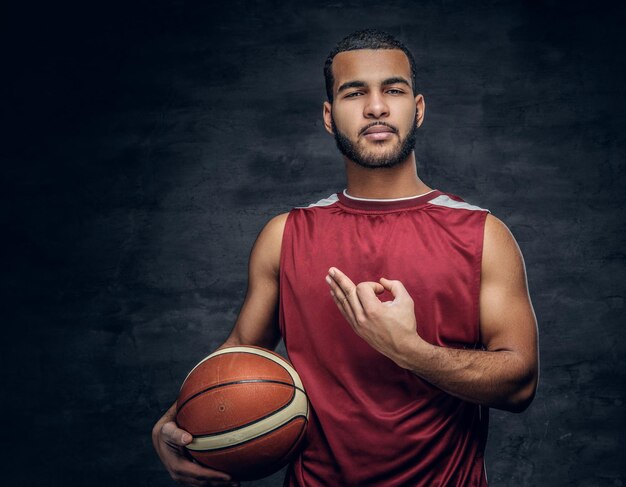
[
  {"x1": 427, "y1": 194, "x2": 489, "y2": 212},
  {"x1": 342, "y1": 189, "x2": 438, "y2": 202}
]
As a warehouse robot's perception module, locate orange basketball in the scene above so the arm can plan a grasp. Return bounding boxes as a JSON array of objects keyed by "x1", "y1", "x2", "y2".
[{"x1": 176, "y1": 346, "x2": 309, "y2": 480}]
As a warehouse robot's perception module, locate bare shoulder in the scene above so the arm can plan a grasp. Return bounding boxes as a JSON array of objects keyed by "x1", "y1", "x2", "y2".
[
  {"x1": 250, "y1": 212, "x2": 290, "y2": 275},
  {"x1": 482, "y1": 213, "x2": 527, "y2": 289},
  {"x1": 484, "y1": 213, "x2": 523, "y2": 257},
  {"x1": 484, "y1": 213, "x2": 517, "y2": 246},
  {"x1": 256, "y1": 212, "x2": 289, "y2": 249},
  {"x1": 263, "y1": 212, "x2": 289, "y2": 236}
]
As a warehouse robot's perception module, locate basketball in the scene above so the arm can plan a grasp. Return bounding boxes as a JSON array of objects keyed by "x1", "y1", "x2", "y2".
[{"x1": 175, "y1": 345, "x2": 309, "y2": 480}]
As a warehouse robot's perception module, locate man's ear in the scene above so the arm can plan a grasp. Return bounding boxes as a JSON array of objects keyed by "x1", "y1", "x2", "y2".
[
  {"x1": 323, "y1": 101, "x2": 334, "y2": 135},
  {"x1": 415, "y1": 94, "x2": 426, "y2": 128}
]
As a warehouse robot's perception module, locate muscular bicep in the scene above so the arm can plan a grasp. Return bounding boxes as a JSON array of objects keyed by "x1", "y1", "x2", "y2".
[
  {"x1": 479, "y1": 215, "x2": 538, "y2": 376},
  {"x1": 223, "y1": 213, "x2": 288, "y2": 350}
]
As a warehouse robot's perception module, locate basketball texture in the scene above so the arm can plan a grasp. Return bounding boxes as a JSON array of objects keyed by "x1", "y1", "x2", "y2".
[{"x1": 176, "y1": 346, "x2": 309, "y2": 480}]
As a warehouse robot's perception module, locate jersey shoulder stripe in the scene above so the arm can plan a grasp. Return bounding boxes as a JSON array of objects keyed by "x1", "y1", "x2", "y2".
[
  {"x1": 428, "y1": 194, "x2": 489, "y2": 213},
  {"x1": 297, "y1": 193, "x2": 339, "y2": 209}
]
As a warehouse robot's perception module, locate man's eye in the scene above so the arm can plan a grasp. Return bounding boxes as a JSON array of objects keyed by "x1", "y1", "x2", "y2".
[
  {"x1": 387, "y1": 89, "x2": 403, "y2": 95},
  {"x1": 345, "y1": 92, "x2": 363, "y2": 98}
]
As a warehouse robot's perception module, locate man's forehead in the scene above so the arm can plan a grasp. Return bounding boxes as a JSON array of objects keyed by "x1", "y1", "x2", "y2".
[{"x1": 332, "y1": 49, "x2": 411, "y2": 86}]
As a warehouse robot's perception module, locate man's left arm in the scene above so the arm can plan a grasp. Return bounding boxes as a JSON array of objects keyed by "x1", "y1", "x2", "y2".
[{"x1": 325, "y1": 214, "x2": 539, "y2": 413}]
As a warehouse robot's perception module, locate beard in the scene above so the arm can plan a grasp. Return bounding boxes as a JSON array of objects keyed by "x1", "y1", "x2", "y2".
[{"x1": 331, "y1": 117, "x2": 417, "y2": 169}]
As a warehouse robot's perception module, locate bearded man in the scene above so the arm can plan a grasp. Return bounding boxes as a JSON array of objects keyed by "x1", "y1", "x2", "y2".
[{"x1": 153, "y1": 29, "x2": 539, "y2": 487}]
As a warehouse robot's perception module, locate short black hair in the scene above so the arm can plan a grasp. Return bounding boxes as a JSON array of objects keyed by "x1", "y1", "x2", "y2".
[{"x1": 324, "y1": 29, "x2": 417, "y2": 103}]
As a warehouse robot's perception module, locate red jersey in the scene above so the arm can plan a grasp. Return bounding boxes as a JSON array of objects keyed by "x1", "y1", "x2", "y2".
[{"x1": 279, "y1": 189, "x2": 490, "y2": 486}]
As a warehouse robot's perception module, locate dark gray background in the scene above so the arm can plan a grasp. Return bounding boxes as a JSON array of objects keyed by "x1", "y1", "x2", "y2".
[{"x1": 3, "y1": 0, "x2": 625, "y2": 485}]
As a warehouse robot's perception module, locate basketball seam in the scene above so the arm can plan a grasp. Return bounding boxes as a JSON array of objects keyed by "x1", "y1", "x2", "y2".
[
  {"x1": 183, "y1": 348, "x2": 297, "y2": 386},
  {"x1": 177, "y1": 379, "x2": 300, "y2": 413},
  {"x1": 192, "y1": 415, "x2": 308, "y2": 453},
  {"x1": 184, "y1": 347, "x2": 304, "y2": 390},
  {"x1": 183, "y1": 384, "x2": 302, "y2": 438}
]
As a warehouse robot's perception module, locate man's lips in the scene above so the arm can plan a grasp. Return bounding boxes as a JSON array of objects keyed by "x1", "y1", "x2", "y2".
[{"x1": 361, "y1": 124, "x2": 397, "y2": 141}]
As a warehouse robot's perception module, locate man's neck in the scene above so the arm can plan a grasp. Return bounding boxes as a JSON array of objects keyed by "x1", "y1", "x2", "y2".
[{"x1": 344, "y1": 153, "x2": 432, "y2": 199}]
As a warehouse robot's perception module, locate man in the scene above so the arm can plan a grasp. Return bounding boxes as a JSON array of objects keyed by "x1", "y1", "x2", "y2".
[{"x1": 152, "y1": 29, "x2": 539, "y2": 486}]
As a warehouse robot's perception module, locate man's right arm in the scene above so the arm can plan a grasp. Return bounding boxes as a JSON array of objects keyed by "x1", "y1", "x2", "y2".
[
  {"x1": 221, "y1": 212, "x2": 288, "y2": 349},
  {"x1": 151, "y1": 213, "x2": 288, "y2": 486}
]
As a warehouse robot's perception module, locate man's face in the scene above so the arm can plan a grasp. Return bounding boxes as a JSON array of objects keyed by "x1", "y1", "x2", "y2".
[{"x1": 323, "y1": 49, "x2": 425, "y2": 169}]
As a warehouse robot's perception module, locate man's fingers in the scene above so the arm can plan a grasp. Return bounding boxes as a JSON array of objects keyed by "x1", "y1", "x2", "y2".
[
  {"x1": 355, "y1": 282, "x2": 385, "y2": 314},
  {"x1": 326, "y1": 267, "x2": 357, "y2": 308},
  {"x1": 326, "y1": 268, "x2": 360, "y2": 324},
  {"x1": 330, "y1": 288, "x2": 357, "y2": 324},
  {"x1": 161, "y1": 421, "x2": 193, "y2": 446},
  {"x1": 168, "y1": 450, "x2": 234, "y2": 483},
  {"x1": 380, "y1": 277, "x2": 412, "y2": 301},
  {"x1": 327, "y1": 276, "x2": 357, "y2": 322},
  {"x1": 328, "y1": 267, "x2": 358, "y2": 301},
  {"x1": 156, "y1": 417, "x2": 235, "y2": 485},
  {"x1": 372, "y1": 282, "x2": 385, "y2": 295},
  {"x1": 327, "y1": 268, "x2": 391, "y2": 318},
  {"x1": 327, "y1": 268, "x2": 395, "y2": 326}
]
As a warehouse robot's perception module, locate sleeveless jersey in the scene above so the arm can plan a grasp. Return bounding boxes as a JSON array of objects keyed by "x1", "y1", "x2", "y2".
[{"x1": 279, "y1": 189, "x2": 490, "y2": 486}]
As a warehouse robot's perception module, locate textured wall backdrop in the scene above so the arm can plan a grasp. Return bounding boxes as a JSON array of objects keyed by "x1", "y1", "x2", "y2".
[{"x1": 3, "y1": 1, "x2": 625, "y2": 485}]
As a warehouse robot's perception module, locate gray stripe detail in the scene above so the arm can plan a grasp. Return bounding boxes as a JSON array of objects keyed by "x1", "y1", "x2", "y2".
[
  {"x1": 297, "y1": 193, "x2": 339, "y2": 208},
  {"x1": 428, "y1": 195, "x2": 489, "y2": 212}
]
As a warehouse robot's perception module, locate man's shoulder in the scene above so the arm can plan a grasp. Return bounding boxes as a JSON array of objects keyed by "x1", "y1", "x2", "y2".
[{"x1": 262, "y1": 212, "x2": 290, "y2": 237}]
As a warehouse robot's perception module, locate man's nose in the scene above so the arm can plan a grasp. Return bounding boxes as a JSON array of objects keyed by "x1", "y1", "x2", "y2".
[{"x1": 364, "y1": 92, "x2": 389, "y2": 119}]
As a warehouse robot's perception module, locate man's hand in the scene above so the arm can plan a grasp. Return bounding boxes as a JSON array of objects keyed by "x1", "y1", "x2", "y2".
[
  {"x1": 152, "y1": 403, "x2": 239, "y2": 487},
  {"x1": 325, "y1": 267, "x2": 421, "y2": 363},
  {"x1": 325, "y1": 215, "x2": 538, "y2": 413}
]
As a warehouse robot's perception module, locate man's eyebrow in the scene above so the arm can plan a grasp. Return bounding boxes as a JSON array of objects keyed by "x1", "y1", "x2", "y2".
[
  {"x1": 336, "y1": 77, "x2": 411, "y2": 94},
  {"x1": 337, "y1": 80, "x2": 367, "y2": 93},
  {"x1": 382, "y1": 76, "x2": 411, "y2": 88}
]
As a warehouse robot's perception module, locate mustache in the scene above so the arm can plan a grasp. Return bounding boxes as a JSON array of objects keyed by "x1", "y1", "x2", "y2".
[{"x1": 358, "y1": 121, "x2": 399, "y2": 136}]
